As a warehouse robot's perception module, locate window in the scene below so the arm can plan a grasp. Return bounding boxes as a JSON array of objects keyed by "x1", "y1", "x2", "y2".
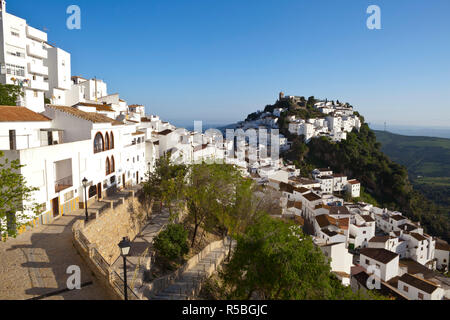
[
  {"x1": 94, "y1": 132, "x2": 104, "y2": 153},
  {"x1": 418, "y1": 292, "x2": 423, "y2": 300},
  {"x1": 365, "y1": 259, "x2": 370, "y2": 265},
  {"x1": 403, "y1": 286, "x2": 408, "y2": 292},
  {"x1": 33, "y1": 90, "x2": 38, "y2": 97},
  {"x1": 6, "y1": 63, "x2": 25, "y2": 76},
  {"x1": 105, "y1": 132, "x2": 110, "y2": 150},
  {"x1": 105, "y1": 157, "x2": 111, "y2": 175},
  {"x1": 110, "y1": 176, "x2": 116, "y2": 184},
  {"x1": 110, "y1": 132, "x2": 114, "y2": 149},
  {"x1": 363, "y1": 231, "x2": 366, "y2": 234},
  {"x1": 7, "y1": 51, "x2": 24, "y2": 58},
  {"x1": 9, "y1": 130, "x2": 16, "y2": 150}
]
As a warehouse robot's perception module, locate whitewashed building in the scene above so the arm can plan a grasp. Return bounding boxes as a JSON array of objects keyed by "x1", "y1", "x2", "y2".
[{"x1": 0, "y1": 1, "x2": 49, "y2": 112}]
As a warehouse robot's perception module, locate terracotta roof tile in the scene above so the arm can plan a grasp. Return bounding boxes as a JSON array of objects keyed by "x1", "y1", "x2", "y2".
[
  {"x1": 360, "y1": 248, "x2": 398, "y2": 264},
  {"x1": 303, "y1": 192, "x2": 322, "y2": 202},
  {"x1": 47, "y1": 105, "x2": 123, "y2": 125},
  {"x1": 0, "y1": 106, "x2": 51, "y2": 122},
  {"x1": 398, "y1": 273, "x2": 438, "y2": 294}
]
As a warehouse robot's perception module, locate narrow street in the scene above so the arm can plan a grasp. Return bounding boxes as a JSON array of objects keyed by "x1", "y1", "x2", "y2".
[{"x1": 0, "y1": 209, "x2": 111, "y2": 300}]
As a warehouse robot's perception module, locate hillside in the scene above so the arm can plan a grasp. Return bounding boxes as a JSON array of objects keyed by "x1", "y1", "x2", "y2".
[
  {"x1": 374, "y1": 130, "x2": 450, "y2": 179},
  {"x1": 250, "y1": 99, "x2": 450, "y2": 241},
  {"x1": 374, "y1": 130, "x2": 450, "y2": 212}
]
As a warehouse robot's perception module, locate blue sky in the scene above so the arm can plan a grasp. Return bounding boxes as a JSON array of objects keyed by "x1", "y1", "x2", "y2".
[{"x1": 9, "y1": 0, "x2": 450, "y2": 127}]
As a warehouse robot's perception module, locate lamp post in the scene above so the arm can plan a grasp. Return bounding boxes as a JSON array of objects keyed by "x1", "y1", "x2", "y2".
[
  {"x1": 82, "y1": 177, "x2": 89, "y2": 221},
  {"x1": 118, "y1": 237, "x2": 131, "y2": 300}
]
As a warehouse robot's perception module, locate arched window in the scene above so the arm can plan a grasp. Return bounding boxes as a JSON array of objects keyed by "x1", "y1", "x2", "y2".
[
  {"x1": 111, "y1": 155, "x2": 115, "y2": 173},
  {"x1": 94, "y1": 132, "x2": 104, "y2": 153},
  {"x1": 106, "y1": 157, "x2": 111, "y2": 175},
  {"x1": 110, "y1": 132, "x2": 114, "y2": 149},
  {"x1": 105, "y1": 132, "x2": 110, "y2": 150}
]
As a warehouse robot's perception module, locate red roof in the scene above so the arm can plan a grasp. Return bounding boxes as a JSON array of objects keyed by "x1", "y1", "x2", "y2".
[{"x1": 0, "y1": 106, "x2": 51, "y2": 122}]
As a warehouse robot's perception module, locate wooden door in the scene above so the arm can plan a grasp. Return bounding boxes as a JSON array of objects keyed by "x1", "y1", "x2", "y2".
[
  {"x1": 52, "y1": 197, "x2": 59, "y2": 217},
  {"x1": 97, "y1": 182, "x2": 102, "y2": 199}
]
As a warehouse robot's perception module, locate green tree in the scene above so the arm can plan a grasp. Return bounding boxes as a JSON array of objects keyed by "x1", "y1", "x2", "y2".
[
  {"x1": 182, "y1": 163, "x2": 240, "y2": 247},
  {"x1": 0, "y1": 84, "x2": 23, "y2": 106},
  {"x1": 0, "y1": 151, "x2": 40, "y2": 238},
  {"x1": 220, "y1": 215, "x2": 375, "y2": 300},
  {"x1": 154, "y1": 223, "x2": 189, "y2": 264},
  {"x1": 140, "y1": 154, "x2": 187, "y2": 218}
]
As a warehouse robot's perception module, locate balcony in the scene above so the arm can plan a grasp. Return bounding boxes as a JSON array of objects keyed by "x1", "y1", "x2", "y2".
[
  {"x1": 55, "y1": 175, "x2": 73, "y2": 193},
  {"x1": 27, "y1": 44, "x2": 48, "y2": 59},
  {"x1": 28, "y1": 62, "x2": 48, "y2": 76},
  {"x1": 29, "y1": 79, "x2": 49, "y2": 91},
  {"x1": 26, "y1": 26, "x2": 48, "y2": 42},
  {"x1": 54, "y1": 159, "x2": 73, "y2": 193}
]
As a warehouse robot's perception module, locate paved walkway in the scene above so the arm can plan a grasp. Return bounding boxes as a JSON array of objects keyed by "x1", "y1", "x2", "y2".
[
  {"x1": 112, "y1": 208, "x2": 171, "y2": 288},
  {"x1": 0, "y1": 209, "x2": 112, "y2": 300},
  {"x1": 152, "y1": 242, "x2": 229, "y2": 300}
]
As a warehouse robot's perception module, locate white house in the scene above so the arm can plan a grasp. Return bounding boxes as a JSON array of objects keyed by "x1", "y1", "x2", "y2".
[
  {"x1": 397, "y1": 273, "x2": 444, "y2": 300},
  {"x1": 435, "y1": 242, "x2": 450, "y2": 272},
  {"x1": 0, "y1": 104, "x2": 150, "y2": 236},
  {"x1": 44, "y1": 44, "x2": 71, "y2": 106},
  {"x1": 346, "y1": 179, "x2": 360, "y2": 198},
  {"x1": 359, "y1": 248, "x2": 399, "y2": 282},
  {"x1": 320, "y1": 242, "x2": 353, "y2": 286},
  {"x1": 0, "y1": 1, "x2": 48, "y2": 112}
]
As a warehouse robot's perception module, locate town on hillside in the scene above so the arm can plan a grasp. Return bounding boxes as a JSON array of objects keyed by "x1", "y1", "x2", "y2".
[{"x1": 0, "y1": 3, "x2": 449, "y2": 301}]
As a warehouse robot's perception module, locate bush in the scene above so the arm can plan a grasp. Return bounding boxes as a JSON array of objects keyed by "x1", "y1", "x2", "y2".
[{"x1": 154, "y1": 223, "x2": 189, "y2": 262}]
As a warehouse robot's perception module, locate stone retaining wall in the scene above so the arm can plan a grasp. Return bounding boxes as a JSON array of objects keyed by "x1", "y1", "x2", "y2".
[{"x1": 82, "y1": 196, "x2": 147, "y2": 265}]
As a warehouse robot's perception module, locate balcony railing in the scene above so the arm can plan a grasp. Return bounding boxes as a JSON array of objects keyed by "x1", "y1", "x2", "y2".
[
  {"x1": 29, "y1": 79, "x2": 49, "y2": 91},
  {"x1": 27, "y1": 44, "x2": 48, "y2": 59},
  {"x1": 55, "y1": 175, "x2": 73, "y2": 193},
  {"x1": 28, "y1": 62, "x2": 48, "y2": 76},
  {"x1": 26, "y1": 26, "x2": 48, "y2": 42}
]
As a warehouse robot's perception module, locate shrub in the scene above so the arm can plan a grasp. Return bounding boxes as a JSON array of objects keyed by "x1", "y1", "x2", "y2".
[{"x1": 154, "y1": 223, "x2": 189, "y2": 262}]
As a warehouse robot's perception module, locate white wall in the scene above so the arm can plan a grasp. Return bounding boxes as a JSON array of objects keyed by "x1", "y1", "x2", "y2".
[
  {"x1": 360, "y1": 253, "x2": 399, "y2": 282},
  {"x1": 397, "y1": 279, "x2": 444, "y2": 300},
  {"x1": 0, "y1": 121, "x2": 52, "y2": 150}
]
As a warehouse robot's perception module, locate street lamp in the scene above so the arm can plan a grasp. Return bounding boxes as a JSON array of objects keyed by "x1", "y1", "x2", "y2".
[
  {"x1": 82, "y1": 177, "x2": 89, "y2": 221},
  {"x1": 118, "y1": 237, "x2": 131, "y2": 300}
]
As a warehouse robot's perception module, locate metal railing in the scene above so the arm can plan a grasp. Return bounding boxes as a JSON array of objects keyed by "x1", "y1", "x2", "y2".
[{"x1": 54, "y1": 175, "x2": 73, "y2": 193}]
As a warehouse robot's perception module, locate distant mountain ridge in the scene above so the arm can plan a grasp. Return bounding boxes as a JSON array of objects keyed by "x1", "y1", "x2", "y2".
[{"x1": 374, "y1": 130, "x2": 450, "y2": 179}]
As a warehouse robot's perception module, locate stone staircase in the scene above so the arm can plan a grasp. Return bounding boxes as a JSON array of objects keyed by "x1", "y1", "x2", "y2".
[{"x1": 151, "y1": 242, "x2": 230, "y2": 300}]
